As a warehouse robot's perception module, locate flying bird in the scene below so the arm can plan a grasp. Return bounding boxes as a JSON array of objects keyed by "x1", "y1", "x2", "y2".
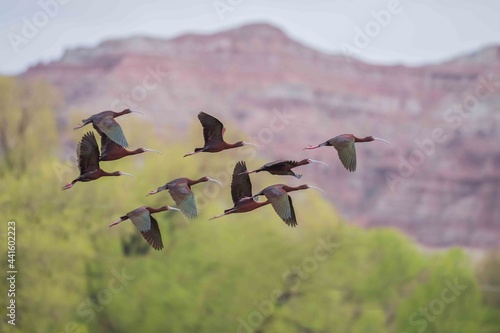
[
  {"x1": 109, "y1": 206, "x2": 180, "y2": 250},
  {"x1": 61, "y1": 132, "x2": 134, "y2": 190},
  {"x1": 147, "y1": 176, "x2": 222, "y2": 219},
  {"x1": 73, "y1": 109, "x2": 143, "y2": 148},
  {"x1": 183, "y1": 112, "x2": 257, "y2": 157},
  {"x1": 210, "y1": 161, "x2": 271, "y2": 220},
  {"x1": 241, "y1": 159, "x2": 328, "y2": 179},
  {"x1": 304, "y1": 134, "x2": 390, "y2": 172},
  {"x1": 99, "y1": 134, "x2": 161, "y2": 161},
  {"x1": 253, "y1": 184, "x2": 324, "y2": 227}
]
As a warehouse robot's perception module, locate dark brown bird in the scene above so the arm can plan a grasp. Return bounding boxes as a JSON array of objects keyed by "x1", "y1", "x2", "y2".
[
  {"x1": 108, "y1": 206, "x2": 180, "y2": 250},
  {"x1": 61, "y1": 132, "x2": 134, "y2": 190},
  {"x1": 210, "y1": 161, "x2": 271, "y2": 220},
  {"x1": 183, "y1": 112, "x2": 257, "y2": 157},
  {"x1": 146, "y1": 176, "x2": 222, "y2": 219},
  {"x1": 73, "y1": 109, "x2": 143, "y2": 148},
  {"x1": 304, "y1": 134, "x2": 390, "y2": 172},
  {"x1": 99, "y1": 134, "x2": 161, "y2": 161},
  {"x1": 253, "y1": 184, "x2": 324, "y2": 227},
  {"x1": 241, "y1": 159, "x2": 328, "y2": 179}
]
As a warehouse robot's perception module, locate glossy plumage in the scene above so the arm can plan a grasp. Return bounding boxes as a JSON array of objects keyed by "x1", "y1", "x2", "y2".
[
  {"x1": 211, "y1": 161, "x2": 270, "y2": 219},
  {"x1": 109, "y1": 206, "x2": 180, "y2": 250},
  {"x1": 147, "y1": 176, "x2": 221, "y2": 219},
  {"x1": 61, "y1": 132, "x2": 133, "y2": 190},
  {"x1": 183, "y1": 112, "x2": 257, "y2": 157},
  {"x1": 244, "y1": 159, "x2": 328, "y2": 179},
  {"x1": 73, "y1": 109, "x2": 142, "y2": 148},
  {"x1": 99, "y1": 134, "x2": 161, "y2": 161},
  {"x1": 304, "y1": 134, "x2": 390, "y2": 172},
  {"x1": 253, "y1": 184, "x2": 323, "y2": 227}
]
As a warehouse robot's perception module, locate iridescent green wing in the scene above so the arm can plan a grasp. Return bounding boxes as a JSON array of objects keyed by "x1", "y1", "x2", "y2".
[
  {"x1": 93, "y1": 114, "x2": 129, "y2": 148},
  {"x1": 168, "y1": 182, "x2": 197, "y2": 219},
  {"x1": 129, "y1": 207, "x2": 163, "y2": 250},
  {"x1": 333, "y1": 136, "x2": 356, "y2": 172},
  {"x1": 263, "y1": 186, "x2": 298, "y2": 227}
]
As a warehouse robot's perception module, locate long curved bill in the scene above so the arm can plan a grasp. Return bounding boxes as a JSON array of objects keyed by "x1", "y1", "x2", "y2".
[
  {"x1": 120, "y1": 172, "x2": 134, "y2": 178},
  {"x1": 207, "y1": 177, "x2": 222, "y2": 185},
  {"x1": 303, "y1": 144, "x2": 320, "y2": 150},
  {"x1": 307, "y1": 185, "x2": 324, "y2": 193},
  {"x1": 309, "y1": 159, "x2": 329, "y2": 167},
  {"x1": 238, "y1": 170, "x2": 254, "y2": 176},
  {"x1": 131, "y1": 110, "x2": 144, "y2": 115},
  {"x1": 144, "y1": 148, "x2": 162, "y2": 154},
  {"x1": 243, "y1": 142, "x2": 259, "y2": 148},
  {"x1": 167, "y1": 206, "x2": 181, "y2": 212},
  {"x1": 373, "y1": 137, "x2": 391, "y2": 145}
]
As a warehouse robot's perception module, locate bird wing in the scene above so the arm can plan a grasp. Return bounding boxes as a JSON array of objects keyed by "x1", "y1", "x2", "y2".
[
  {"x1": 77, "y1": 132, "x2": 100, "y2": 174},
  {"x1": 168, "y1": 182, "x2": 197, "y2": 219},
  {"x1": 263, "y1": 186, "x2": 298, "y2": 227},
  {"x1": 333, "y1": 136, "x2": 357, "y2": 172},
  {"x1": 93, "y1": 114, "x2": 129, "y2": 148},
  {"x1": 231, "y1": 161, "x2": 253, "y2": 204},
  {"x1": 129, "y1": 208, "x2": 163, "y2": 250},
  {"x1": 198, "y1": 112, "x2": 225, "y2": 145},
  {"x1": 99, "y1": 133, "x2": 123, "y2": 159}
]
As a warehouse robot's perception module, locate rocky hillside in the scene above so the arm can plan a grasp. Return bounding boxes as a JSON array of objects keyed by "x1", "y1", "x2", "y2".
[{"x1": 22, "y1": 23, "x2": 500, "y2": 248}]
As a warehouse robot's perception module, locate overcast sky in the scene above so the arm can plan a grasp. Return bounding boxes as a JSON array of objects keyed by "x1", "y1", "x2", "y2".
[{"x1": 1, "y1": 0, "x2": 499, "y2": 75}]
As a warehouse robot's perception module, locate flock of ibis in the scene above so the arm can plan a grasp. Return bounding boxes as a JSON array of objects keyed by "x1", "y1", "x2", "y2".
[{"x1": 63, "y1": 110, "x2": 390, "y2": 250}]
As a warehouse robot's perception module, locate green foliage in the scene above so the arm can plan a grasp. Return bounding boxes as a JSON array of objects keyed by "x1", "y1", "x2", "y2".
[{"x1": 0, "y1": 77, "x2": 496, "y2": 333}]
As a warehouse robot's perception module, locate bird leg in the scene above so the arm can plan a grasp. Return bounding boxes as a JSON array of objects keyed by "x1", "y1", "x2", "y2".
[
  {"x1": 303, "y1": 145, "x2": 320, "y2": 150},
  {"x1": 109, "y1": 218, "x2": 126, "y2": 228},
  {"x1": 183, "y1": 151, "x2": 200, "y2": 158},
  {"x1": 61, "y1": 183, "x2": 75, "y2": 190},
  {"x1": 238, "y1": 170, "x2": 255, "y2": 176}
]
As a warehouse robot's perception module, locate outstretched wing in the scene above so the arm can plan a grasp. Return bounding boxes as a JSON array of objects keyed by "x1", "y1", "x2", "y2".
[
  {"x1": 93, "y1": 114, "x2": 129, "y2": 148},
  {"x1": 231, "y1": 161, "x2": 253, "y2": 204},
  {"x1": 198, "y1": 112, "x2": 225, "y2": 145},
  {"x1": 99, "y1": 133, "x2": 125, "y2": 160},
  {"x1": 168, "y1": 182, "x2": 197, "y2": 219},
  {"x1": 77, "y1": 132, "x2": 100, "y2": 174},
  {"x1": 332, "y1": 136, "x2": 356, "y2": 172},
  {"x1": 129, "y1": 208, "x2": 163, "y2": 250},
  {"x1": 263, "y1": 186, "x2": 298, "y2": 227}
]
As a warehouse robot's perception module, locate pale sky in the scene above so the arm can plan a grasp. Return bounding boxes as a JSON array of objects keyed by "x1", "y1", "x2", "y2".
[{"x1": 1, "y1": 0, "x2": 500, "y2": 75}]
